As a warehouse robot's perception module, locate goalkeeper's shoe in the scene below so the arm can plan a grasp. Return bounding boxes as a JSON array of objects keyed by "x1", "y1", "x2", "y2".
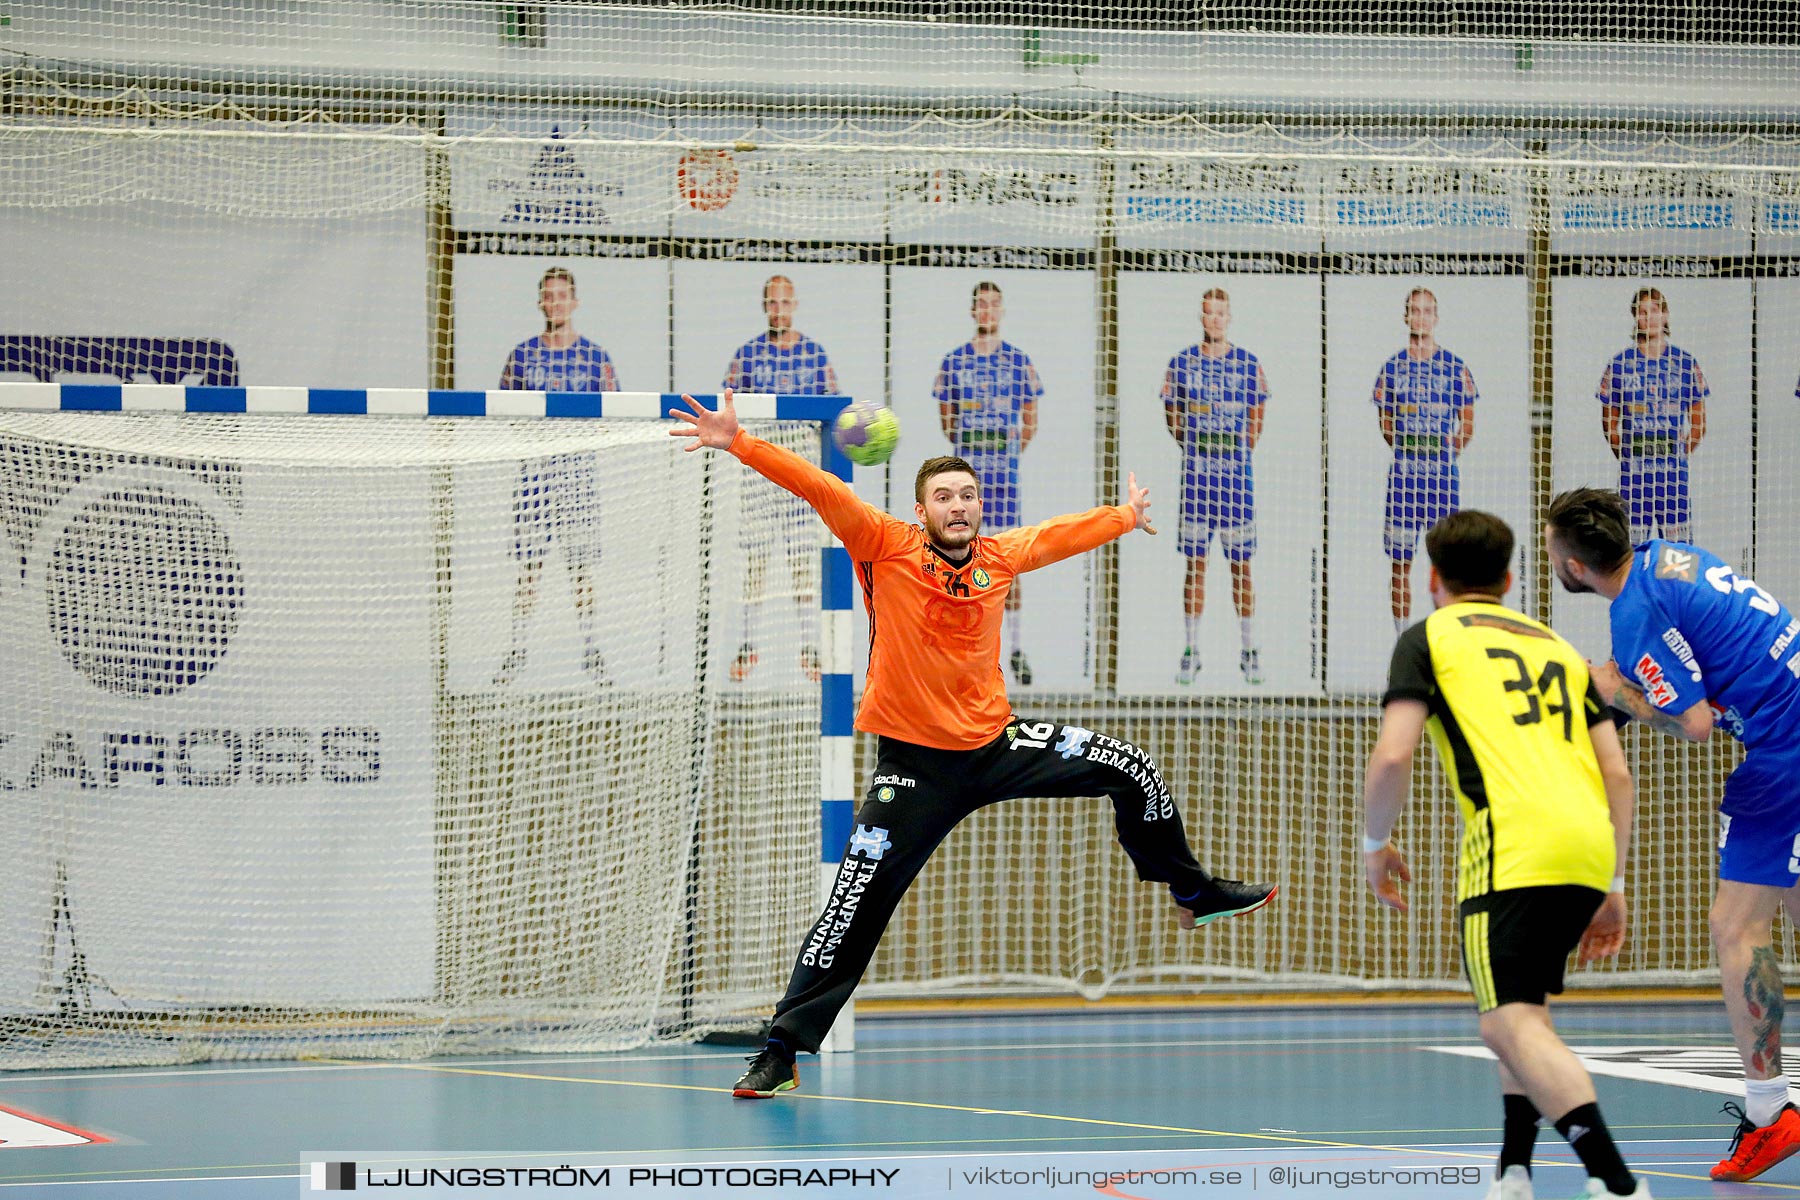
[
  {"x1": 732, "y1": 1045, "x2": 798, "y2": 1098},
  {"x1": 1173, "y1": 879, "x2": 1277, "y2": 930},
  {"x1": 1712, "y1": 1101, "x2": 1800, "y2": 1181}
]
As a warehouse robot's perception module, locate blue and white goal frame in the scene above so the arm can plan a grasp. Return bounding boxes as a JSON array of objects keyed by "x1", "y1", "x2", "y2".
[{"x1": 0, "y1": 383, "x2": 862, "y2": 1051}]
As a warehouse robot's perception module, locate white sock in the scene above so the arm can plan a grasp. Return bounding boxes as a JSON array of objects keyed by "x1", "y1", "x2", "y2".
[
  {"x1": 1394, "y1": 615, "x2": 1407, "y2": 635},
  {"x1": 1239, "y1": 617, "x2": 1256, "y2": 653},
  {"x1": 1748, "y1": 1075, "x2": 1792, "y2": 1127},
  {"x1": 1184, "y1": 615, "x2": 1201, "y2": 651}
]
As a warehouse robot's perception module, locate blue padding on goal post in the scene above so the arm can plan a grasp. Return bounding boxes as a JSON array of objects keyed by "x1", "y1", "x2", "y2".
[
  {"x1": 308, "y1": 389, "x2": 366, "y2": 414},
  {"x1": 778, "y1": 395, "x2": 850, "y2": 423},
  {"x1": 820, "y1": 674, "x2": 854, "y2": 737},
  {"x1": 822, "y1": 547, "x2": 854, "y2": 612},
  {"x1": 820, "y1": 799, "x2": 856, "y2": 863},
  {"x1": 545, "y1": 393, "x2": 603, "y2": 419},
  {"x1": 60, "y1": 385, "x2": 122, "y2": 410}
]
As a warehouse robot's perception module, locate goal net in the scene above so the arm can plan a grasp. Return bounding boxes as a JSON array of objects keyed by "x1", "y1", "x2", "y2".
[
  {"x1": 0, "y1": 406, "x2": 823, "y2": 1067},
  {"x1": 5, "y1": 2, "x2": 1800, "y2": 1055}
]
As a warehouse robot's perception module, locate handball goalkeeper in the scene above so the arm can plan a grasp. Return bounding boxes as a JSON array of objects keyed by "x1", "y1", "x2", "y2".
[{"x1": 669, "y1": 389, "x2": 1277, "y2": 1099}]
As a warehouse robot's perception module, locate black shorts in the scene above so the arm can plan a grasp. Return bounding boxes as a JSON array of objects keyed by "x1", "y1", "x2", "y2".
[{"x1": 1459, "y1": 885, "x2": 1605, "y2": 1013}]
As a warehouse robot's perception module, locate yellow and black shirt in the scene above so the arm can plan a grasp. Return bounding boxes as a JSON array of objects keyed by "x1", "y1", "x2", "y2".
[{"x1": 1384, "y1": 599, "x2": 1615, "y2": 901}]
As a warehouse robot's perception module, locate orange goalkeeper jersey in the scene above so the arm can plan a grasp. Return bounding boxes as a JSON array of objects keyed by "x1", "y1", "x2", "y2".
[{"x1": 729, "y1": 430, "x2": 1134, "y2": 751}]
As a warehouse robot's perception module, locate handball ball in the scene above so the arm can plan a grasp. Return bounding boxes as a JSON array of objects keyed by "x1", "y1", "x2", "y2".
[{"x1": 832, "y1": 401, "x2": 900, "y2": 466}]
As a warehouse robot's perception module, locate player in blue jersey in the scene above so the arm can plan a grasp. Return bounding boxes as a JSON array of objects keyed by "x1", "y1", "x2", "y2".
[
  {"x1": 498, "y1": 267, "x2": 620, "y2": 393},
  {"x1": 1598, "y1": 287, "x2": 1708, "y2": 545},
  {"x1": 1163, "y1": 287, "x2": 1267, "y2": 686},
  {"x1": 1373, "y1": 287, "x2": 1478, "y2": 634},
  {"x1": 493, "y1": 267, "x2": 615, "y2": 688},
  {"x1": 1548, "y1": 488, "x2": 1800, "y2": 1183},
  {"x1": 723, "y1": 275, "x2": 840, "y2": 683},
  {"x1": 934, "y1": 281, "x2": 1043, "y2": 685}
]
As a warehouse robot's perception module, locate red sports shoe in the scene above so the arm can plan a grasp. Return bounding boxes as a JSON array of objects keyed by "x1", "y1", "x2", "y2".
[{"x1": 1713, "y1": 1101, "x2": 1800, "y2": 1181}]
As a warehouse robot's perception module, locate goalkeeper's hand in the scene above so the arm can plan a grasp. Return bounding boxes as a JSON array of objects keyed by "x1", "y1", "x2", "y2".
[{"x1": 669, "y1": 389, "x2": 740, "y2": 452}]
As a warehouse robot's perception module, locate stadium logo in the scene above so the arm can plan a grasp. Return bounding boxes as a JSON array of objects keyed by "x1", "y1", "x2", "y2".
[
  {"x1": 678, "y1": 150, "x2": 739, "y2": 212},
  {"x1": 34, "y1": 468, "x2": 243, "y2": 698}
]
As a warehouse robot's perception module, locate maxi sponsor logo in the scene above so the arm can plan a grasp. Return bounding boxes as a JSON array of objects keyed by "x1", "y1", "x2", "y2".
[
  {"x1": 1632, "y1": 653, "x2": 1677, "y2": 708},
  {"x1": 0, "y1": 727, "x2": 382, "y2": 790}
]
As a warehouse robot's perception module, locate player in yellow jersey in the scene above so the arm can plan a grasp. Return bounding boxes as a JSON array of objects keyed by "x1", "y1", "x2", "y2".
[{"x1": 1361, "y1": 511, "x2": 1645, "y2": 1200}]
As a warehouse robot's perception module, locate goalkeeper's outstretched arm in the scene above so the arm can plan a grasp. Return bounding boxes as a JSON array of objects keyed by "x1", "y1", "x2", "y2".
[{"x1": 667, "y1": 389, "x2": 898, "y2": 559}]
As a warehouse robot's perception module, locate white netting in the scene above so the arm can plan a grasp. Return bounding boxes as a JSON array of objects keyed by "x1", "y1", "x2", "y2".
[
  {"x1": 0, "y1": 410, "x2": 821, "y2": 1067},
  {"x1": 5, "y1": 3, "x2": 1799, "y2": 1061}
]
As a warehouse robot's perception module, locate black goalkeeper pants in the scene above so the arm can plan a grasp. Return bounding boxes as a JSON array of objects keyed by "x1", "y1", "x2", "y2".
[{"x1": 770, "y1": 717, "x2": 1218, "y2": 1053}]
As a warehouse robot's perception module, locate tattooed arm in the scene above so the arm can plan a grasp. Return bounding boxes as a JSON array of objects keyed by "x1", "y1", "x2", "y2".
[{"x1": 1589, "y1": 658, "x2": 1714, "y2": 742}]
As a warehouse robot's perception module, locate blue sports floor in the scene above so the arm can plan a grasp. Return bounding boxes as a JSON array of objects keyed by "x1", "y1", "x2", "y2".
[{"x1": 0, "y1": 1000, "x2": 1791, "y2": 1198}]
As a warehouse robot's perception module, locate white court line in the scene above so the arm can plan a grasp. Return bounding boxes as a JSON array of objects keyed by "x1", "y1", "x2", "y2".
[
  {"x1": 1428, "y1": 1043, "x2": 1766, "y2": 1098},
  {"x1": 2, "y1": 1027, "x2": 1721, "y2": 1089}
]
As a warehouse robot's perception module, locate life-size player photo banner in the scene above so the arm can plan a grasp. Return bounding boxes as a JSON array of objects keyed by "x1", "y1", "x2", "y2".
[
  {"x1": 1115, "y1": 272, "x2": 1325, "y2": 697},
  {"x1": 1325, "y1": 274, "x2": 1532, "y2": 692}
]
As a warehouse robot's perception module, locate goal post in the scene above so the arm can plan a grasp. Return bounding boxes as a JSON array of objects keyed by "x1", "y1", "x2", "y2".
[{"x1": 0, "y1": 383, "x2": 855, "y2": 1068}]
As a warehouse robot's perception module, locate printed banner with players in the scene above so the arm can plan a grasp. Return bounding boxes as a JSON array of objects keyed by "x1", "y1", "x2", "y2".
[{"x1": 9, "y1": 107, "x2": 1797, "y2": 698}]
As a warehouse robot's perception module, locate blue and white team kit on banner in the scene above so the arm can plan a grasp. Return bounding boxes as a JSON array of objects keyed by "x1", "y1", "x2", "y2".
[
  {"x1": 933, "y1": 341, "x2": 1042, "y2": 531},
  {"x1": 725, "y1": 333, "x2": 838, "y2": 396},
  {"x1": 1371, "y1": 345, "x2": 1478, "y2": 561},
  {"x1": 500, "y1": 335, "x2": 618, "y2": 393},
  {"x1": 1599, "y1": 344, "x2": 1708, "y2": 536},
  {"x1": 1162, "y1": 343, "x2": 1268, "y2": 561}
]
